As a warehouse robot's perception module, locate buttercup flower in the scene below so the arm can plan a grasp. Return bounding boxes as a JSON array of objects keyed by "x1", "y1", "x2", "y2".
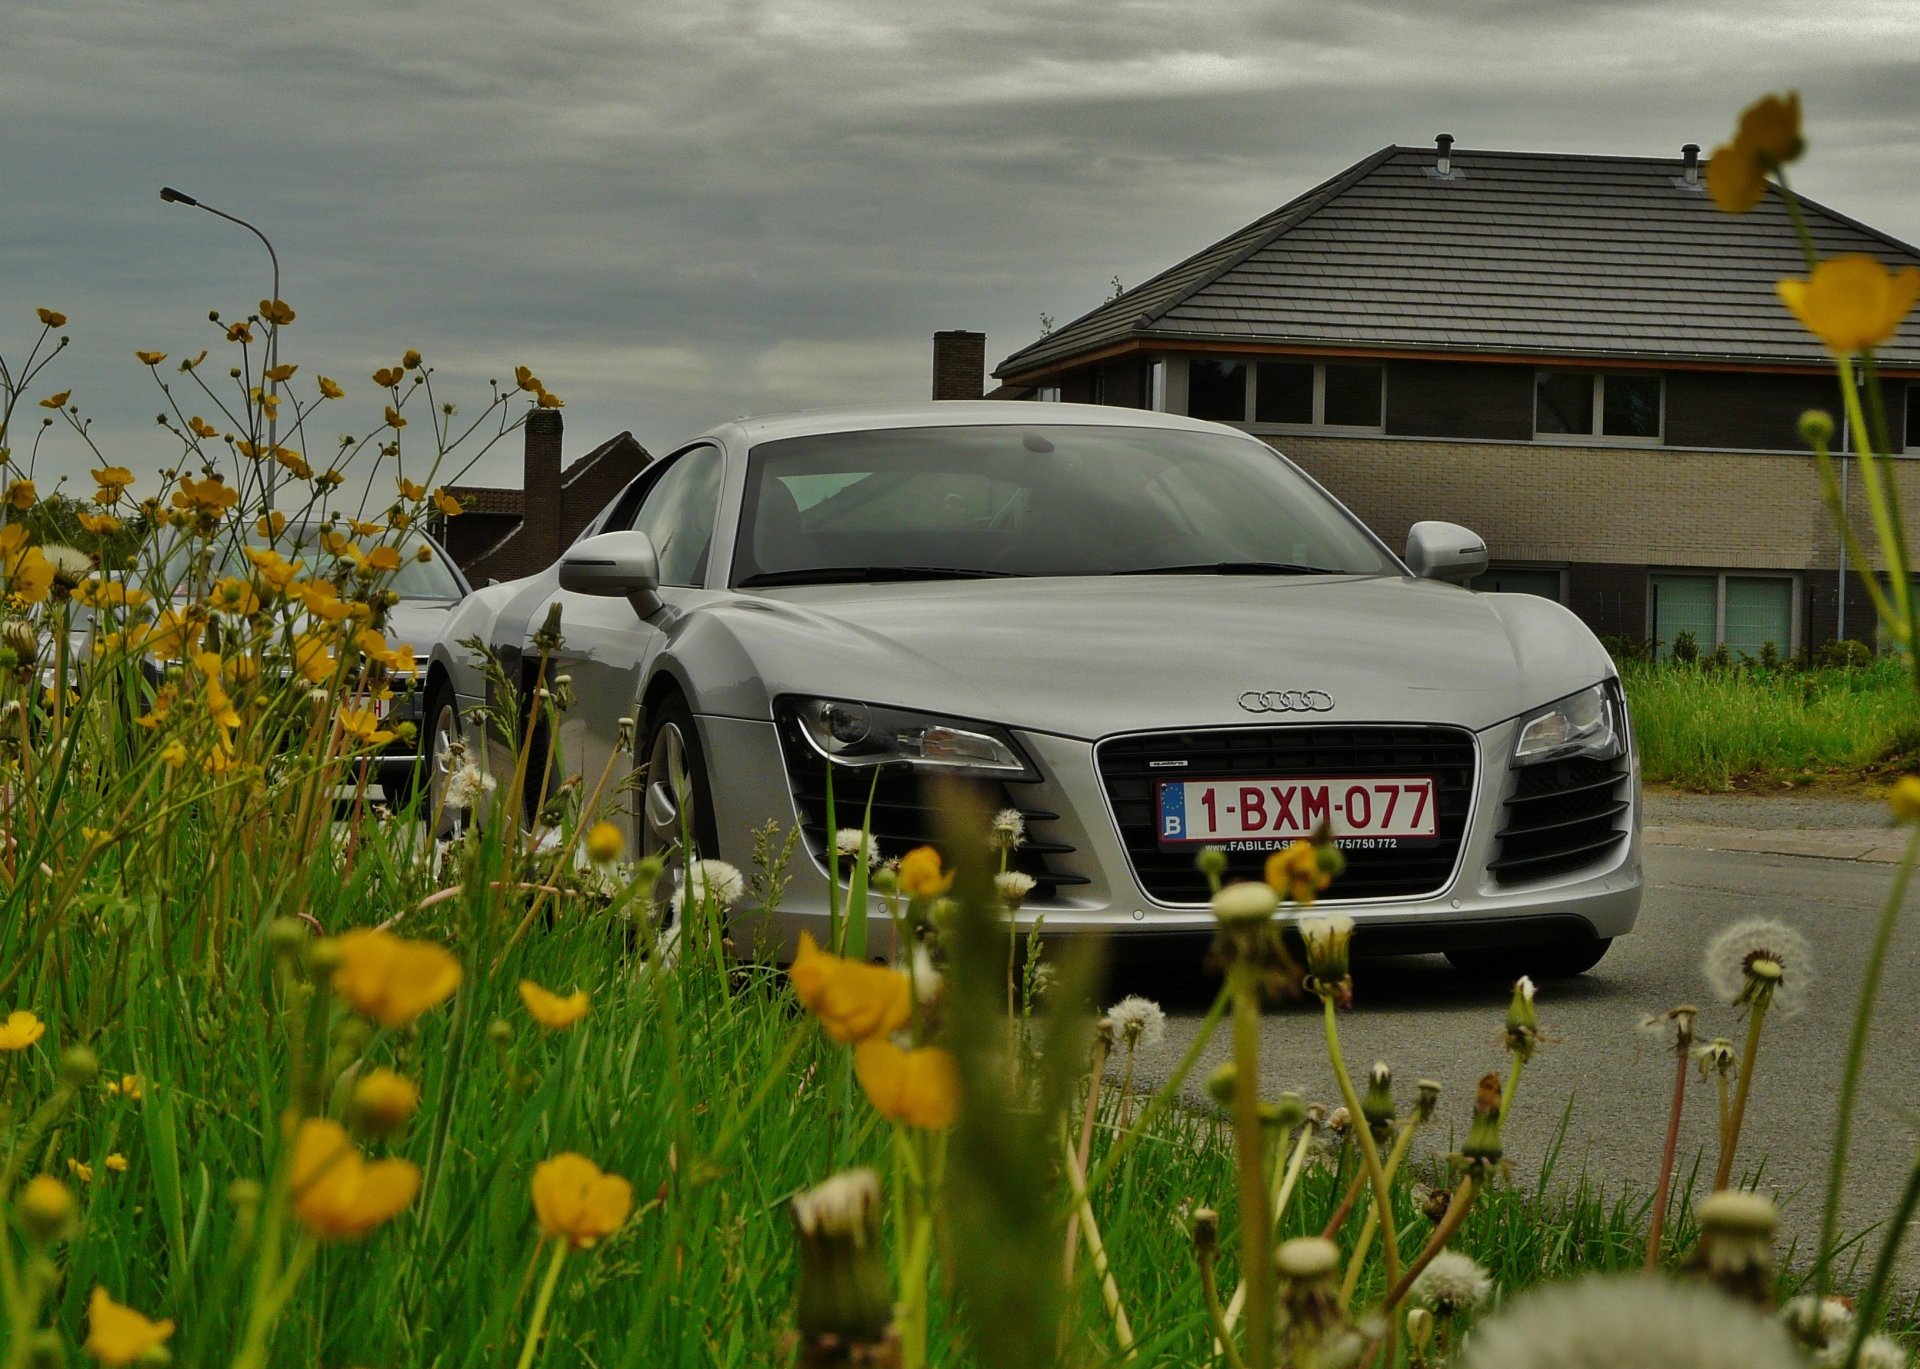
[
  {"x1": 1462, "y1": 1275, "x2": 1803, "y2": 1369},
  {"x1": 853, "y1": 1038, "x2": 961, "y2": 1130},
  {"x1": 84, "y1": 1287, "x2": 175, "y2": 1366},
  {"x1": 1265, "y1": 839, "x2": 1333, "y2": 905},
  {"x1": 1707, "y1": 92, "x2": 1803, "y2": 214},
  {"x1": 897, "y1": 846, "x2": 954, "y2": 898},
  {"x1": 318, "y1": 375, "x2": 345, "y2": 399},
  {"x1": 135, "y1": 350, "x2": 166, "y2": 366},
  {"x1": 6, "y1": 480, "x2": 35, "y2": 510},
  {"x1": 69, "y1": 1158, "x2": 93, "y2": 1183},
  {"x1": 532, "y1": 1153, "x2": 632, "y2": 1249},
  {"x1": 350, "y1": 1067, "x2": 421, "y2": 1136},
  {"x1": 290, "y1": 1118, "x2": 419, "y2": 1240},
  {"x1": 1704, "y1": 918, "x2": 1811, "y2": 1016},
  {"x1": 432, "y1": 487, "x2": 462, "y2": 517},
  {"x1": 259, "y1": 298, "x2": 296, "y2": 325},
  {"x1": 1106, "y1": 995, "x2": 1167, "y2": 1049},
  {"x1": 104, "y1": 1153, "x2": 128, "y2": 1173},
  {"x1": 330, "y1": 928, "x2": 462, "y2": 1028},
  {"x1": 337, "y1": 706, "x2": 398, "y2": 748},
  {"x1": 17, "y1": 1175, "x2": 75, "y2": 1242},
  {"x1": 789, "y1": 931, "x2": 912, "y2": 1043},
  {"x1": 1409, "y1": 1249, "x2": 1493, "y2": 1317},
  {"x1": 0, "y1": 1009, "x2": 46, "y2": 1050},
  {"x1": 519, "y1": 980, "x2": 590, "y2": 1030},
  {"x1": 1778, "y1": 255, "x2": 1920, "y2": 356},
  {"x1": 36, "y1": 307, "x2": 66, "y2": 328}
]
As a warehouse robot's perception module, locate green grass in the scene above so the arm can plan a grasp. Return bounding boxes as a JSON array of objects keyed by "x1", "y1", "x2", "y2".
[{"x1": 1621, "y1": 656, "x2": 1920, "y2": 790}]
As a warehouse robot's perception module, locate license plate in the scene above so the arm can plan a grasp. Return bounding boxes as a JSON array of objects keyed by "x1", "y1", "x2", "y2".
[{"x1": 1157, "y1": 777, "x2": 1437, "y2": 848}]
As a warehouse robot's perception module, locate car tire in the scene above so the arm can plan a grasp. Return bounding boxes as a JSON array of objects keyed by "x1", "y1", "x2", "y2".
[
  {"x1": 639, "y1": 693, "x2": 720, "y2": 863},
  {"x1": 420, "y1": 677, "x2": 463, "y2": 838},
  {"x1": 1444, "y1": 937, "x2": 1613, "y2": 981}
]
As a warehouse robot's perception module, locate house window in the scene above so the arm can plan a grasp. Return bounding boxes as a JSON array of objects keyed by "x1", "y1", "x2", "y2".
[
  {"x1": 1190, "y1": 358, "x2": 1385, "y2": 429},
  {"x1": 1035, "y1": 385, "x2": 1062, "y2": 403},
  {"x1": 1535, "y1": 371, "x2": 1663, "y2": 441},
  {"x1": 1471, "y1": 566, "x2": 1564, "y2": 601},
  {"x1": 1650, "y1": 572, "x2": 1796, "y2": 659}
]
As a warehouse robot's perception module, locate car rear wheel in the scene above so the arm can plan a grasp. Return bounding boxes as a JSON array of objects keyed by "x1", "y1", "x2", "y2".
[
  {"x1": 1445, "y1": 937, "x2": 1613, "y2": 980},
  {"x1": 640, "y1": 694, "x2": 719, "y2": 863},
  {"x1": 422, "y1": 679, "x2": 462, "y2": 837}
]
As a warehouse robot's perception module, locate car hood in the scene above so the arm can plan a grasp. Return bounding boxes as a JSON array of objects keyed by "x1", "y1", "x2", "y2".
[
  {"x1": 384, "y1": 600, "x2": 460, "y2": 654},
  {"x1": 695, "y1": 575, "x2": 1613, "y2": 739}
]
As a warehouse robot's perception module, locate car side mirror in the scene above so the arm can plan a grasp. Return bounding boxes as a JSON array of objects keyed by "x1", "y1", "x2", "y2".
[
  {"x1": 1404, "y1": 521, "x2": 1488, "y2": 583},
  {"x1": 559, "y1": 530, "x2": 663, "y2": 616}
]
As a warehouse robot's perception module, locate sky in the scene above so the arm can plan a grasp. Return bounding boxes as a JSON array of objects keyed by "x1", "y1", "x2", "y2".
[{"x1": 4, "y1": 0, "x2": 1918, "y2": 499}]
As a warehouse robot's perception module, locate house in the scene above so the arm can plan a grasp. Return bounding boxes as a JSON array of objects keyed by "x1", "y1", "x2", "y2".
[
  {"x1": 969, "y1": 137, "x2": 1920, "y2": 657},
  {"x1": 433, "y1": 410, "x2": 651, "y2": 584}
]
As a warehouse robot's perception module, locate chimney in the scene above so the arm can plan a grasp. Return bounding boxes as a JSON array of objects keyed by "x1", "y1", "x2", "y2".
[
  {"x1": 520, "y1": 407, "x2": 564, "y2": 568},
  {"x1": 1435, "y1": 133, "x2": 1455, "y2": 176},
  {"x1": 1682, "y1": 142, "x2": 1701, "y2": 184},
  {"x1": 931, "y1": 330, "x2": 987, "y2": 401}
]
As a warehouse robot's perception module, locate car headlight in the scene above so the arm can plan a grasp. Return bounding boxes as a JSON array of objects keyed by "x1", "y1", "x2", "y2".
[
  {"x1": 784, "y1": 697, "x2": 1034, "y2": 777},
  {"x1": 1512, "y1": 681, "x2": 1625, "y2": 767}
]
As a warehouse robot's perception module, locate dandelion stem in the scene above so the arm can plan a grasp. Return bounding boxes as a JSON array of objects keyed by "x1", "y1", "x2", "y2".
[
  {"x1": 1063, "y1": 1028, "x2": 1112, "y2": 1282},
  {"x1": 1083, "y1": 979, "x2": 1230, "y2": 1195},
  {"x1": 1818, "y1": 824, "x2": 1920, "y2": 1294},
  {"x1": 513, "y1": 1238, "x2": 570, "y2": 1369},
  {"x1": 1061, "y1": 1128, "x2": 1136, "y2": 1358},
  {"x1": 1340, "y1": 1121, "x2": 1420, "y2": 1308},
  {"x1": 1713, "y1": 1001, "x2": 1770, "y2": 1191},
  {"x1": 1381, "y1": 1175, "x2": 1478, "y2": 1312},
  {"x1": 1321, "y1": 994, "x2": 1400, "y2": 1344},
  {"x1": 1647, "y1": 1029, "x2": 1693, "y2": 1269},
  {"x1": 1224, "y1": 1117, "x2": 1314, "y2": 1334},
  {"x1": 1198, "y1": 1231, "x2": 1249, "y2": 1369},
  {"x1": 1230, "y1": 961, "x2": 1273, "y2": 1369}
]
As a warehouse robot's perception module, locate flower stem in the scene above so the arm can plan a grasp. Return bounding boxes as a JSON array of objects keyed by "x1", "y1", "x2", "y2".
[
  {"x1": 1340, "y1": 1121, "x2": 1420, "y2": 1308},
  {"x1": 1381, "y1": 1176, "x2": 1478, "y2": 1312},
  {"x1": 1083, "y1": 979, "x2": 1230, "y2": 1194},
  {"x1": 1646, "y1": 1036, "x2": 1691, "y2": 1269},
  {"x1": 1060, "y1": 1128, "x2": 1135, "y2": 1357},
  {"x1": 1231, "y1": 961, "x2": 1273, "y2": 1369},
  {"x1": 1713, "y1": 1001, "x2": 1771, "y2": 1191},
  {"x1": 1199, "y1": 1233, "x2": 1249, "y2": 1369},
  {"x1": 1818, "y1": 825, "x2": 1920, "y2": 1293},
  {"x1": 1063, "y1": 1030, "x2": 1112, "y2": 1282},
  {"x1": 1224, "y1": 1118, "x2": 1315, "y2": 1334},
  {"x1": 1321, "y1": 995, "x2": 1400, "y2": 1331},
  {"x1": 1841, "y1": 1150, "x2": 1920, "y2": 1369},
  {"x1": 514, "y1": 1239, "x2": 570, "y2": 1369}
]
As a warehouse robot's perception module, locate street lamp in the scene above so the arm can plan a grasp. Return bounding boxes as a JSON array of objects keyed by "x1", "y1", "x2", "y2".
[{"x1": 160, "y1": 186, "x2": 284, "y2": 500}]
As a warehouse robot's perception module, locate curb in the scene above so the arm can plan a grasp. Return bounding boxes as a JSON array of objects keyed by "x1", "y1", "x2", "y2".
[{"x1": 1644, "y1": 824, "x2": 1908, "y2": 863}]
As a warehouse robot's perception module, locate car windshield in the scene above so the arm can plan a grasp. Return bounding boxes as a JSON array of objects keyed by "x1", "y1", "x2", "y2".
[
  {"x1": 731, "y1": 423, "x2": 1397, "y2": 586},
  {"x1": 159, "y1": 527, "x2": 465, "y2": 600}
]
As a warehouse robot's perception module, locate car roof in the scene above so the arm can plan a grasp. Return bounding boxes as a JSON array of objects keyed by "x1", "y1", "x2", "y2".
[{"x1": 700, "y1": 401, "x2": 1255, "y2": 448}]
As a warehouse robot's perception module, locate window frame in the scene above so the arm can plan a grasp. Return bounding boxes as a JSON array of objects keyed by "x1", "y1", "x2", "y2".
[
  {"x1": 1533, "y1": 369, "x2": 1665, "y2": 445},
  {"x1": 1186, "y1": 357, "x2": 1387, "y2": 434},
  {"x1": 1648, "y1": 569, "x2": 1800, "y2": 657}
]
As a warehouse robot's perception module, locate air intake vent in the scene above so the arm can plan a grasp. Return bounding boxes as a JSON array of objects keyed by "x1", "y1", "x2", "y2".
[{"x1": 1490, "y1": 755, "x2": 1631, "y2": 885}]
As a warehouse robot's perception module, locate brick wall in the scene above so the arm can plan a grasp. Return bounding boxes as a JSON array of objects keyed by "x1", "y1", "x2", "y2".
[{"x1": 931, "y1": 331, "x2": 987, "y2": 401}]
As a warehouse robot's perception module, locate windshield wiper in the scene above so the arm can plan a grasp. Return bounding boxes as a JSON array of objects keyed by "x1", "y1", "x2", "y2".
[
  {"x1": 1114, "y1": 561, "x2": 1341, "y2": 577},
  {"x1": 738, "y1": 566, "x2": 1017, "y2": 588}
]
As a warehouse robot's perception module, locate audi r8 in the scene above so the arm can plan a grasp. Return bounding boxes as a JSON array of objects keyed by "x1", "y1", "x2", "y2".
[{"x1": 424, "y1": 403, "x2": 1640, "y2": 976}]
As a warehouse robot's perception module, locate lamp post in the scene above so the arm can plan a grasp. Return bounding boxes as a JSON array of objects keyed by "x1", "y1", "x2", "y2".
[{"x1": 160, "y1": 186, "x2": 284, "y2": 502}]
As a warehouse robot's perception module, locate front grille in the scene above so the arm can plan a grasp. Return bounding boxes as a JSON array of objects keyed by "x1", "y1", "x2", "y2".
[
  {"x1": 774, "y1": 718, "x2": 1085, "y2": 902},
  {"x1": 1097, "y1": 725, "x2": 1478, "y2": 904},
  {"x1": 1490, "y1": 755, "x2": 1631, "y2": 885}
]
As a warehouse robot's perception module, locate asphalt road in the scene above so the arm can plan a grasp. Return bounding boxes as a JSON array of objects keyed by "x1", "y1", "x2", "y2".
[{"x1": 1110, "y1": 838, "x2": 1920, "y2": 1279}]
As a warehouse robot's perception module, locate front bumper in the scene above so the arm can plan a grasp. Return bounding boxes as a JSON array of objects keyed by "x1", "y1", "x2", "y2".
[{"x1": 698, "y1": 713, "x2": 1643, "y2": 962}]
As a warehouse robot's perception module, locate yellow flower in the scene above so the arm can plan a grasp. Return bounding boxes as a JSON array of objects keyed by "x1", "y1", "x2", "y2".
[
  {"x1": 788, "y1": 932, "x2": 912, "y2": 1043},
  {"x1": 104, "y1": 1153, "x2": 128, "y2": 1174},
  {"x1": 318, "y1": 375, "x2": 345, "y2": 400},
  {"x1": 350, "y1": 1067, "x2": 421, "y2": 1136},
  {"x1": 263, "y1": 362, "x2": 298, "y2": 382},
  {"x1": 1, "y1": 527, "x2": 53, "y2": 604},
  {"x1": 83, "y1": 1287, "x2": 174, "y2": 1366},
  {"x1": 289, "y1": 579, "x2": 349, "y2": 623},
  {"x1": 258, "y1": 298, "x2": 296, "y2": 325},
  {"x1": 159, "y1": 740, "x2": 187, "y2": 768},
  {"x1": 209, "y1": 576, "x2": 260, "y2": 618},
  {"x1": 584, "y1": 821, "x2": 623, "y2": 864},
  {"x1": 39, "y1": 392, "x2": 69, "y2": 411},
  {"x1": 397, "y1": 477, "x2": 426, "y2": 501},
  {"x1": 69, "y1": 1158, "x2": 93, "y2": 1183},
  {"x1": 896, "y1": 846, "x2": 953, "y2": 899},
  {"x1": 1263, "y1": 840, "x2": 1332, "y2": 906},
  {"x1": 1707, "y1": 91, "x2": 1803, "y2": 215},
  {"x1": 77, "y1": 511, "x2": 124, "y2": 535},
  {"x1": 402, "y1": 348, "x2": 422, "y2": 369},
  {"x1": 289, "y1": 1118, "x2": 419, "y2": 1240},
  {"x1": 1892, "y1": 776, "x2": 1920, "y2": 824},
  {"x1": 0, "y1": 1009, "x2": 46, "y2": 1050},
  {"x1": 432, "y1": 487, "x2": 463, "y2": 517},
  {"x1": 330, "y1": 928, "x2": 462, "y2": 1028},
  {"x1": 18, "y1": 1175, "x2": 75, "y2": 1241},
  {"x1": 384, "y1": 405, "x2": 407, "y2": 430},
  {"x1": 519, "y1": 980, "x2": 590, "y2": 1030},
  {"x1": 116, "y1": 1074, "x2": 144, "y2": 1100},
  {"x1": 135, "y1": 350, "x2": 167, "y2": 366},
  {"x1": 853, "y1": 1039, "x2": 961, "y2": 1130},
  {"x1": 36, "y1": 307, "x2": 66, "y2": 328},
  {"x1": 225, "y1": 320, "x2": 253, "y2": 343},
  {"x1": 514, "y1": 365, "x2": 540, "y2": 393},
  {"x1": 90, "y1": 465, "x2": 135, "y2": 498},
  {"x1": 337, "y1": 706, "x2": 397, "y2": 747},
  {"x1": 292, "y1": 633, "x2": 336, "y2": 684},
  {"x1": 536, "y1": 390, "x2": 564, "y2": 410},
  {"x1": 171, "y1": 475, "x2": 238, "y2": 515},
  {"x1": 6, "y1": 479, "x2": 36, "y2": 510},
  {"x1": 135, "y1": 607, "x2": 203, "y2": 660},
  {"x1": 1777, "y1": 255, "x2": 1920, "y2": 356},
  {"x1": 372, "y1": 366, "x2": 403, "y2": 388},
  {"x1": 531, "y1": 1153, "x2": 633, "y2": 1249},
  {"x1": 188, "y1": 416, "x2": 219, "y2": 440},
  {"x1": 274, "y1": 446, "x2": 310, "y2": 479}
]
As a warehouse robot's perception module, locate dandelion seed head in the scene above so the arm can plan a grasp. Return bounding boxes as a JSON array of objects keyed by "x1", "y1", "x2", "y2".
[
  {"x1": 444, "y1": 762, "x2": 495, "y2": 811},
  {"x1": 1409, "y1": 1249, "x2": 1493, "y2": 1317},
  {"x1": 987, "y1": 807, "x2": 1025, "y2": 851},
  {"x1": 1463, "y1": 1275, "x2": 1804, "y2": 1369},
  {"x1": 1852, "y1": 1333, "x2": 1910, "y2": 1369},
  {"x1": 1781, "y1": 1295, "x2": 1853, "y2": 1358},
  {"x1": 671, "y1": 859, "x2": 745, "y2": 915},
  {"x1": 1703, "y1": 918, "x2": 1811, "y2": 1016},
  {"x1": 835, "y1": 828, "x2": 879, "y2": 865},
  {"x1": 1106, "y1": 995, "x2": 1166, "y2": 1050},
  {"x1": 995, "y1": 870, "x2": 1036, "y2": 906}
]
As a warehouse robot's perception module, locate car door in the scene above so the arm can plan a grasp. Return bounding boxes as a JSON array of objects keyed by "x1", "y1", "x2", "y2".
[{"x1": 521, "y1": 442, "x2": 728, "y2": 820}]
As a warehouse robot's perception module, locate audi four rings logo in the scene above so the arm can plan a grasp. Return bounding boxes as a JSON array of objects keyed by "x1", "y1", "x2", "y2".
[{"x1": 1237, "y1": 689, "x2": 1335, "y2": 713}]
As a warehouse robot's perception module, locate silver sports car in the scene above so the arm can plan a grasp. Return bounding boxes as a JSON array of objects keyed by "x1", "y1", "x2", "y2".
[{"x1": 426, "y1": 403, "x2": 1640, "y2": 977}]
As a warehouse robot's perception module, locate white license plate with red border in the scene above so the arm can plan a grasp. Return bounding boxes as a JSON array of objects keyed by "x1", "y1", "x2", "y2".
[{"x1": 1156, "y1": 777, "x2": 1437, "y2": 847}]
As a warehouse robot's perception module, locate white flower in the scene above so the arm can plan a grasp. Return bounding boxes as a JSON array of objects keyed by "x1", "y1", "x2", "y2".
[
  {"x1": 835, "y1": 828, "x2": 879, "y2": 865},
  {"x1": 995, "y1": 870, "x2": 1036, "y2": 906},
  {"x1": 1106, "y1": 995, "x2": 1166, "y2": 1050},
  {"x1": 1409, "y1": 1250, "x2": 1493, "y2": 1316},
  {"x1": 1211, "y1": 881, "x2": 1279, "y2": 925},
  {"x1": 444, "y1": 762, "x2": 495, "y2": 811},
  {"x1": 1785, "y1": 1295, "x2": 1858, "y2": 1366},
  {"x1": 1853, "y1": 1333, "x2": 1910, "y2": 1369},
  {"x1": 988, "y1": 807, "x2": 1025, "y2": 851},
  {"x1": 1703, "y1": 918, "x2": 1812, "y2": 1016},
  {"x1": 42, "y1": 544, "x2": 90, "y2": 584},
  {"x1": 1462, "y1": 1275, "x2": 1804, "y2": 1369},
  {"x1": 671, "y1": 859, "x2": 746, "y2": 915}
]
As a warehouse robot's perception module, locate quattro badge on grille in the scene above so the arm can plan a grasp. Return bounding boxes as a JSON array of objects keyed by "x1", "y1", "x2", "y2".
[{"x1": 1237, "y1": 690, "x2": 1334, "y2": 714}]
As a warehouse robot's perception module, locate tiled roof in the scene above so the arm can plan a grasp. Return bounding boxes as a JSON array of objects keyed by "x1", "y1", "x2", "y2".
[
  {"x1": 442, "y1": 485, "x2": 523, "y2": 516},
  {"x1": 995, "y1": 145, "x2": 1920, "y2": 378}
]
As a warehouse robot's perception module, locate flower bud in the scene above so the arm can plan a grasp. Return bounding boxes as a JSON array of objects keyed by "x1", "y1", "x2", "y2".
[
  {"x1": 1799, "y1": 409, "x2": 1836, "y2": 447},
  {"x1": 1361, "y1": 1060, "x2": 1396, "y2": 1139},
  {"x1": 58, "y1": 1045, "x2": 99, "y2": 1088},
  {"x1": 17, "y1": 1175, "x2": 76, "y2": 1243},
  {"x1": 486, "y1": 1018, "x2": 513, "y2": 1045},
  {"x1": 1299, "y1": 914, "x2": 1354, "y2": 1003},
  {"x1": 1505, "y1": 975, "x2": 1539, "y2": 1061},
  {"x1": 228, "y1": 1178, "x2": 264, "y2": 1211},
  {"x1": 1211, "y1": 881, "x2": 1279, "y2": 927},
  {"x1": 1688, "y1": 1190, "x2": 1778, "y2": 1307},
  {"x1": 1191, "y1": 1207, "x2": 1220, "y2": 1258},
  {"x1": 349, "y1": 1068, "x2": 420, "y2": 1137},
  {"x1": 1195, "y1": 846, "x2": 1229, "y2": 882},
  {"x1": 1262, "y1": 1091, "x2": 1309, "y2": 1131},
  {"x1": 265, "y1": 917, "x2": 308, "y2": 958},
  {"x1": 1206, "y1": 1061, "x2": 1240, "y2": 1107},
  {"x1": 1892, "y1": 776, "x2": 1920, "y2": 825},
  {"x1": 791, "y1": 1169, "x2": 894, "y2": 1349},
  {"x1": 1413, "y1": 1079, "x2": 1442, "y2": 1124}
]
